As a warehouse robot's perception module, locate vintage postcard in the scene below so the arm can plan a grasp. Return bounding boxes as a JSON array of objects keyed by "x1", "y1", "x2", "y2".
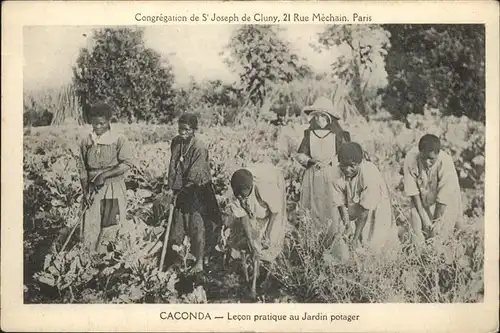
[{"x1": 1, "y1": 0, "x2": 499, "y2": 332}]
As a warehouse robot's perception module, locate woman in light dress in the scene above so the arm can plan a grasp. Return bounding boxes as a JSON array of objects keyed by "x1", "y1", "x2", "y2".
[
  {"x1": 295, "y1": 96, "x2": 351, "y2": 235},
  {"x1": 78, "y1": 103, "x2": 134, "y2": 253}
]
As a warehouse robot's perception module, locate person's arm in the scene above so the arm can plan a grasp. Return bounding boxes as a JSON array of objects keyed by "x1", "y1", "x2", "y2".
[
  {"x1": 93, "y1": 136, "x2": 133, "y2": 186},
  {"x1": 259, "y1": 180, "x2": 282, "y2": 242},
  {"x1": 80, "y1": 177, "x2": 89, "y2": 198},
  {"x1": 228, "y1": 194, "x2": 254, "y2": 237},
  {"x1": 263, "y1": 212, "x2": 278, "y2": 242},
  {"x1": 403, "y1": 152, "x2": 432, "y2": 230},
  {"x1": 352, "y1": 208, "x2": 370, "y2": 243},
  {"x1": 80, "y1": 165, "x2": 88, "y2": 196},
  {"x1": 91, "y1": 136, "x2": 131, "y2": 190},
  {"x1": 331, "y1": 177, "x2": 348, "y2": 225},
  {"x1": 296, "y1": 130, "x2": 315, "y2": 167},
  {"x1": 78, "y1": 139, "x2": 90, "y2": 203},
  {"x1": 296, "y1": 153, "x2": 316, "y2": 168},
  {"x1": 338, "y1": 205, "x2": 350, "y2": 226},
  {"x1": 319, "y1": 205, "x2": 351, "y2": 249},
  {"x1": 323, "y1": 179, "x2": 348, "y2": 247},
  {"x1": 240, "y1": 215, "x2": 261, "y2": 254},
  {"x1": 433, "y1": 202, "x2": 446, "y2": 221},
  {"x1": 99, "y1": 164, "x2": 131, "y2": 180},
  {"x1": 434, "y1": 154, "x2": 459, "y2": 223},
  {"x1": 410, "y1": 195, "x2": 432, "y2": 230},
  {"x1": 165, "y1": 137, "x2": 178, "y2": 191}
]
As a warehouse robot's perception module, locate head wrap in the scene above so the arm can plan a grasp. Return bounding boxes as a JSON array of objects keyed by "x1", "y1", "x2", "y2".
[
  {"x1": 230, "y1": 169, "x2": 253, "y2": 195},
  {"x1": 178, "y1": 112, "x2": 199, "y2": 130},
  {"x1": 338, "y1": 142, "x2": 364, "y2": 165}
]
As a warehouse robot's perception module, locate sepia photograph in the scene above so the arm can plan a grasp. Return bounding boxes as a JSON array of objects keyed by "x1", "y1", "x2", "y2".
[
  {"x1": 2, "y1": 1, "x2": 499, "y2": 332},
  {"x1": 23, "y1": 23, "x2": 485, "y2": 304}
]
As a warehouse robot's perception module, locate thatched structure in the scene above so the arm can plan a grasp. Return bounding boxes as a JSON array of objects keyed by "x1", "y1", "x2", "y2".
[
  {"x1": 262, "y1": 78, "x2": 365, "y2": 123},
  {"x1": 50, "y1": 84, "x2": 85, "y2": 125}
]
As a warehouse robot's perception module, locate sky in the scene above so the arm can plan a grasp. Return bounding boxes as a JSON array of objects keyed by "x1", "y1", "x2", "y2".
[{"x1": 23, "y1": 25, "x2": 386, "y2": 92}]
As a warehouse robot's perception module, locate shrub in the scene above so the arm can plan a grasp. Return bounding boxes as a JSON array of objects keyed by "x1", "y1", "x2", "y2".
[
  {"x1": 382, "y1": 25, "x2": 485, "y2": 122},
  {"x1": 173, "y1": 79, "x2": 243, "y2": 126},
  {"x1": 73, "y1": 28, "x2": 176, "y2": 124},
  {"x1": 223, "y1": 25, "x2": 312, "y2": 109}
]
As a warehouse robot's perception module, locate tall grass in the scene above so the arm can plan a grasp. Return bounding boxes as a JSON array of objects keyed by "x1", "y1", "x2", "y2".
[
  {"x1": 272, "y1": 209, "x2": 483, "y2": 303},
  {"x1": 23, "y1": 84, "x2": 83, "y2": 127},
  {"x1": 24, "y1": 76, "x2": 367, "y2": 130}
]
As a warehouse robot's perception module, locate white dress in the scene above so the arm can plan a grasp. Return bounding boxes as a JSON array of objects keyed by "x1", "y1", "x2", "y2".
[{"x1": 298, "y1": 130, "x2": 341, "y2": 231}]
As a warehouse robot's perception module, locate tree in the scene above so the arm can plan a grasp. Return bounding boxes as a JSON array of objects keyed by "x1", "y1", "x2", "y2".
[
  {"x1": 223, "y1": 25, "x2": 311, "y2": 110},
  {"x1": 381, "y1": 24, "x2": 485, "y2": 122},
  {"x1": 73, "y1": 28, "x2": 176, "y2": 123},
  {"x1": 316, "y1": 25, "x2": 391, "y2": 118}
]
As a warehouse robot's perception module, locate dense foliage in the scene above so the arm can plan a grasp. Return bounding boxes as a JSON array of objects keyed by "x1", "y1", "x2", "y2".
[
  {"x1": 173, "y1": 79, "x2": 242, "y2": 126},
  {"x1": 381, "y1": 24, "x2": 485, "y2": 122},
  {"x1": 223, "y1": 25, "x2": 312, "y2": 109},
  {"x1": 73, "y1": 28, "x2": 176, "y2": 123},
  {"x1": 25, "y1": 25, "x2": 486, "y2": 126},
  {"x1": 316, "y1": 25, "x2": 391, "y2": 117},
  {"x1": 24, "y1": 113, "x2": 484, "y2": 304}
]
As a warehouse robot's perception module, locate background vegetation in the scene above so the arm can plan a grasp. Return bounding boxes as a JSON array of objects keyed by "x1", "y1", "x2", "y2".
[{"x1": 24, "y1": 24, "x2": 485, "y2": 126}]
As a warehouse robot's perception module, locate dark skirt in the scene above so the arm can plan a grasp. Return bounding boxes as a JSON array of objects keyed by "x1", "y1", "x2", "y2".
[{"x1": 170, "y1": 183, "x2": 222, "y2": 248}]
